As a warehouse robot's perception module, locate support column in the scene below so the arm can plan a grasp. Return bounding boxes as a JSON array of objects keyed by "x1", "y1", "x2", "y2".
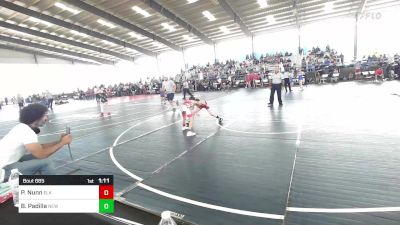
[
  {"x1": 156, "y1": 54, "x2": 160, "y2": 75},
  {"x1": 33, "y1": 53, "x2": 38, "y2": 64},
  {"x1": 251, "y1": 35, "x2": 255, "y2": 57},
  {"x1": 354, "y1": 14, "x2": 358, "y2": 61},
  {"x1": 213, "y1": 42, "x2": 217, "y2": 63},
  {"x1": 298, "y1": 26, "x2": 301, "y2": 53},
  {"x1": 181, "y1": 48, "x2": 187, "y2": 70}
]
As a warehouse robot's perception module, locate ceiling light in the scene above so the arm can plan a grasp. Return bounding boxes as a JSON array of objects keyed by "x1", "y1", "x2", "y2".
[
  {"x1": 29, "y1": 17, "x2": 53, "y2": 27},
  {"x1": 41, "y1": 30, "x2": 49, "y2": 33},
  {"x1": 257, "y1": 0, "x2": 268, "y2": 8},
  {"x1": 153, "y1": 42, "x2": 164, "y2": 48},
  {"x1": 202, "y1": 10, "x2": 216, "y2": 21},
  {"x1": 187, "y1": 0, "x2": 199, "y2": 3},
  {"x1": 5, "y1": 20, "x2": 17, "y2": 24},
  {"x1": 19, "y1": 23, "x2": 28, "y2": 27},
  {"x1": 325, "y1": 2, "x2": 334, "y2": 13},
  {"x1": 30, "y1": 26, "x2": 39, "y2": 31},
  {"x1": 70, "y1": 30, "x2": 88, "y2": 37},
  {"x1": 8, "y1": 30, "x2": 26, "y2": 36},
  {"x1": 54, "y1": 2, "x2": 80, "y2": 14},
  {"x1": 183, "y1": 35, "x2": 193, "y2": 41},
  {"x1": 129, "y1": 32, "x2": 145, "y2": 40},
  {"x1": 97, "y1": 19, "x2": 116, "y2": 28},
  {"x1": 220, "y1": 26, "x2": 230, "y2": 34},
  {"x1": 132, "y1": 6, "x2": 151, "y2": 18},
  {"x1": 102, "y1": 40, "x2": 117, "y2": 46},
  {"x1": 266, "y1": 15, "x2": 275, "y2": 24},
  {"x1": 125, "y1": 48, "x2": 138, "y2": 53},
  {"x1": 161, "y1": 23, "x2": 176, "y2": 32}
]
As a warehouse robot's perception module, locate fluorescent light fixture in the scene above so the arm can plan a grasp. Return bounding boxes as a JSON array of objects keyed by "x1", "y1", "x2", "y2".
[
  {"x1": 5, "y1": 20, "x2": 17, "y2": 24},
  {"x1": 161, "y1": 23, "x2": 176, "y2": 32},
  {"x1": 19, "y1": 23, "x2": 28, "y2": 28},
  {"x1": 187, "y1": 0, "x2": 199, "y2": 3},
  {"x1": 129, "y1": 32, "x2": 145, "y2": 40},
  {"x1": 54, "y1": 2, "x2": 80, "y2": 14},
  {"x1": 125, "y1": 48, "x2": 138, "y2": 53},
  {"x1": 41, "y1": 30, "x2": 49, "y2": 33},
  {"x1": 29, "y1": 17, "x2": 53, "y2": 26},
  {"x1": 257, "y1": 0, "x2": 268, "y2": 8},
  {"x1": 30, "y1": 26, "x2": 39, "y2": 31},
  {"x1": 153, "y1": 42, "x2": 164, "y2": 48},
  {"x1": 325, "y1": 1, "x2": 334, "y2": 13},
  {"x1": 70, "y1": 30, "x2": 88, "y2": 37},
  {"x1": 102, "y1": 40, "x2": 117, "y2": 46},
  {"x1": 266, "y1": 15, "x2": 275, "y2": 24},
  {"x1": 183, "y1": 34, "x2": 193, "y2": 41},
  {"x1": 202, "y1": 10, "x2": 216, "y2": 21},
  {"x1": 220, "y1": 26, "x2": 230, "y2": 34},
  {"x1": 132, "y1": 6, "x2": 151, "y2": 18},
  {"x1": 8, "y1": 29, "x2": 26, "y2": 36},
  {"x1": 97, "y1": 19, "x2": 116, "y2": 28}
]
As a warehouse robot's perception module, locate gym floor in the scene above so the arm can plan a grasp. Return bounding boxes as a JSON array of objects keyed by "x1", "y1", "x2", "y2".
[{"x1": 0, "y1": 81, "x2": 399, "y2": 225}]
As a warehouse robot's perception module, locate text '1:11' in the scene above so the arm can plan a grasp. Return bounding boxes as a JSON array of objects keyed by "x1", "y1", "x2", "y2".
[{"x1": 99, "y1": 178, "x2": 110, "y2": 184}]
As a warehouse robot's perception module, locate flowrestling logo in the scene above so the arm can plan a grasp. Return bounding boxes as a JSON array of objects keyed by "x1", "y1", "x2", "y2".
[{"x1": 359, "y1": 11, "x2": 382, "y2": 20}]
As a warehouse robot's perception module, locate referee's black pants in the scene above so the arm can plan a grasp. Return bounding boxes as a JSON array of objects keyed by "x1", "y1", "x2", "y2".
[
  {"x1": 269, "y1": 83, "x2": 282, "y2": 105},
  {"x1": 284, "y1": 78, "x2": 292, "y2": 92}
]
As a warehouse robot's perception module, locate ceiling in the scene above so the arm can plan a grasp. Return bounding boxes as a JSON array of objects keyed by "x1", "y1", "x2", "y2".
[{"x1": 0, "y1": 0, "x2": 398, "y2": 64}]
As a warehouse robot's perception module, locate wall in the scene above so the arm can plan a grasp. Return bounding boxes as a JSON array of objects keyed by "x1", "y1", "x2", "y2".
[
  {"x1": 357, "y1": 5, "x2": 400, "y2": 58},
  {"x1": 300, "y1": 17, "x2": 355, "y2": 62}
]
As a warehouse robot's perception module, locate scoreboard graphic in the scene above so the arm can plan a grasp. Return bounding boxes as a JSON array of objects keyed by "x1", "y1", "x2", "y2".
[{"x1": 18, "y1": 175, "x2": 114, "y2": 213}]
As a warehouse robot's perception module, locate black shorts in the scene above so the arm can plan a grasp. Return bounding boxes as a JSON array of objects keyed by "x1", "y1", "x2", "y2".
[{"x1": 166, "y1": 93, "x2": 174, "y2": 101}]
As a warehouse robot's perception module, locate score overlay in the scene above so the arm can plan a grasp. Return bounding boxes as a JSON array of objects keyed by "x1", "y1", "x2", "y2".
[{"x1": 18, "y1": 175, "x2": 114, "y2": 213}]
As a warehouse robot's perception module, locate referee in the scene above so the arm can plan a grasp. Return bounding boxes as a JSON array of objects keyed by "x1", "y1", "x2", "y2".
[{"x1": 268, "y1": 68, "x2": 284, "y2": 107}]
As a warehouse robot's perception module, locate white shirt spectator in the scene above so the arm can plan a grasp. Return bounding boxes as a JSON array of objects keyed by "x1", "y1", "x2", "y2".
[
  {"x1": 183, "y1": 81, "x2": 189, "y2": 89},
  {"x1": 164, "y1": 80, "x2": 176, "y2": 93},
  {"x1": 0, "y1": 123, "x2": 38, "y2": 168},
  {"x1": 46, "y1": 91, "x2": 53, "y2": 99},
  {"x1": 270, "y1": 72, "x2": 284, "y2": 84},
  {"x1": 283, "y1": 72, "x2": 289, "y2": 79}
]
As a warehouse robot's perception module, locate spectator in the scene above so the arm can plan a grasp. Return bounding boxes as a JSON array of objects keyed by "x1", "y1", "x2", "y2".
[
  {"x1": 0, "y1": 104, "x2": 72, "y2": 181},
  {"x1": 182, "y1": 80, "x2": 194, "y2": 100},
  {"x1": 17, "y1": 94, "x2": 24, "y2": 110},
  {"x1": 46, "y1": 90, "x2": 54, "y2": 110},
  {"x1": 283, "y1": 70, "x2": 292, "y2": 92}
]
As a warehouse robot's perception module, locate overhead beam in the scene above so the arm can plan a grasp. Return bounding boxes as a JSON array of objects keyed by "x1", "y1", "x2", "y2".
[
  {"x1": 359, "y1": 0, "x2": 368, "y2": 14},
  {"x1": 139, "y1": 0, "x2": 213, "y2": 45},
  {"x1": 0, "y1": 35, "x2": 115, "y2": 64},
  {"x1": 0, "y1": 0, "x2": 156, "y2": 57},
  {"x1": 0, "y1": 43, "x2": 99, "y2": 65},
  {"x1": 63, "y1": 0, "x2": 181, "y2": 51},
  {"x1": 0, "y1": 21, "x2": 134, "y2": 61},
  {"x1": 217, "y1": 0, "x2": 252, "y2": 37},
  {"x1": 293, "y1": 0, "x2": 300, "y2": 28}
]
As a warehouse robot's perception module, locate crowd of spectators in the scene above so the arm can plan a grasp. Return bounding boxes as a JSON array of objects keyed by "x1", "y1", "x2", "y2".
[{"x1": 1, "y1": 49, "x2": 399, "y2": 110}]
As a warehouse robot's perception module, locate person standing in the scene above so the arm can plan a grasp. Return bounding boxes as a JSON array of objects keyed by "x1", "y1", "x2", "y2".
[
  {"x1": 98, "y1": 86, "x2": 110, "y2": 117},
  {"x1": 182, "y1": 80, "x2": 193, "y2": 99},
  {"x1": 283, "y1": 70, "x2": 292, "y2": 92},
  {"x1": 0, "y1": 104, "x2": 72, "y2": 182},
  {"x1": 163, "y1": 78, "x2": 177, "y2": 111},
  {"x1": 17, "y1": 94, "x2": 24, "y2": 110},
  {"x1": 268, "y1": 68, "x2": 284, "y2": 107},
  {"x1": 298, "y1": 70, "x2": 305, "y2": 90},
  {"x1": 4, "y1": 97, "x2": 8, "y2": 105},
  {"x1": 46, "y1": 90, "x2": 54, "y2": 110}
]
